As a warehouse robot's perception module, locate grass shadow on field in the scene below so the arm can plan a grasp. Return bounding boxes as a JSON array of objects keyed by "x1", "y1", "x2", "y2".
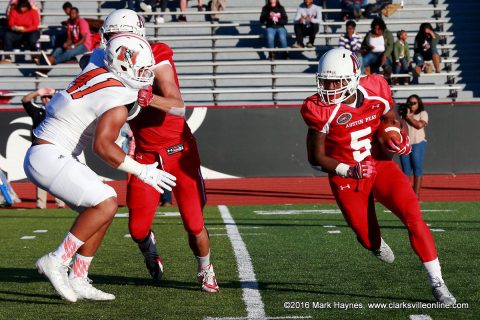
[{"x1": 0, "y1": 290, "x2": 63, "y2": 304}]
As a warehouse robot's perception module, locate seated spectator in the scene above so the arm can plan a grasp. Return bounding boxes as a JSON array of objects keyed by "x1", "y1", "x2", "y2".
[
  {"x1": 6, "y1": 0, "x2": 38, "y2": 16},
  {"x1": 393, "y1": 30, "x2": 413, "y2": 85},
  {"x1": 36, "y1": 7, "x2": 92, "y2": 77},
  {"x1": 340, "y1": 0, "x2": 367, "y2": 21},
  {"x1": 209, "y1": 0, "x2": 226, "y2": 22},
  {"x1": 292, "y1": 0, "x2": 322, "y2": 48},
  {"x1": 140, "y1": 0, "x2": 167, "y2": 23},
  {"x1": 360, "y1": 17, "x2": 393, "y2": 78},
  {"x1": 178, "y1": 0, "x2": 204, "y2": 22},
  {"x1": 338, "y1": 20, "x2": 362, "y2": 56},
  {"x1": 1, "y1": 0, "x2": 40, "y2": 63},
  {"x1": 414, "y1": 22, "x2": 441, "y2": 74},
  {"x1": 260, "y1": 0, "x2": 288, "y2": 60}
]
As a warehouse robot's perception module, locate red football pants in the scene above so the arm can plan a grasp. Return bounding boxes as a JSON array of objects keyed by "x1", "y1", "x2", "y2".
[
  {"x1": 127, "y1": 137, "x2": 207, "y2": 241},
  {"x1": 329, "y1": 160, "x2": 437, "y2": 262}
]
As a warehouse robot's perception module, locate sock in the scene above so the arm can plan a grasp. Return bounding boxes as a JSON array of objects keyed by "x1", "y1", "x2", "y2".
[
  {"x1": 51, "y1": 232, "x2": 84, "y2": 263},
  {"x1": 423, "y1": 257, "x2": 444, "y2": 286},
  {"x1": 137, "y1": 230, "x2": 159, "y2": 259},
  {"x1": 69, "y1": 254, "x2": 94, "y2": 279},
  {"x1": 196, "y1": 250, "x2": 211, "y2": 271}
]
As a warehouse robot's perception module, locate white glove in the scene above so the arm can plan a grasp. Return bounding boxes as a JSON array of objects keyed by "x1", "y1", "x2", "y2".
[{"x1": 137, "y1": 162, "x2": 176, "y2": 193}]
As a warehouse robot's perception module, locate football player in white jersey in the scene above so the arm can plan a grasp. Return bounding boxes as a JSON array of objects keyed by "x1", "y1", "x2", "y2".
[{"x1": 23, "y1": 34, "x2": 177, "y2": 302}]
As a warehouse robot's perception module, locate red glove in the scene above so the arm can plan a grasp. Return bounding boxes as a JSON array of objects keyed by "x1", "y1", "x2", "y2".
[
  {"x1": 386, "y1": 130, "x2": 411, "y2": 155},
  {"x1": 137, "y1": 85, "x2": 153, "y2": 108},
  {"x1": 347, "y1": 160, "x2": 376, "y2": 179}
]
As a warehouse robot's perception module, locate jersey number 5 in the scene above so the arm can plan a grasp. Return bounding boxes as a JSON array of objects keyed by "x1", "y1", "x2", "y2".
[
  {"x1": 350, "y1": 127, "x2": 372, "y2": 162},
  {"x1": 66, "y1": 68, "x2": 124, "y2": 99}
]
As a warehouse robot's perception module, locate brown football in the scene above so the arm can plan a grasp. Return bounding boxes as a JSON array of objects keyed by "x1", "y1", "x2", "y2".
[{"x1": 376, "y1": 119, "x2": 403, "y2": 145}]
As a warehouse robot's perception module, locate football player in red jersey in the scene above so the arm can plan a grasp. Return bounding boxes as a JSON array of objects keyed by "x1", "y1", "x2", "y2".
[
  {"x1": 94, "y1": 9, "x2": 219, "y2": 293},
  {"x1": 301, "y1": 48, "x2": 455, "y2": 305}
]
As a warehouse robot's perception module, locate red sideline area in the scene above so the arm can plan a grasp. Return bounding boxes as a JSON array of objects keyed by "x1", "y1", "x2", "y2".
[{"x1": 7, "y1": 174, "x2": 480, "y2": 209}]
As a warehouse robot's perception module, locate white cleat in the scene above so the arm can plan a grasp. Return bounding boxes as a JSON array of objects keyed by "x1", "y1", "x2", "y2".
[
  {"x1": 432, "y1": 279, "x2": 456, "y2": 306},
  {"x1": 372, "y1": 238, "x2": 395, "y2": 263},
  {"x1": 36, "y1": 253, "x2": 77, "y2": 302},
  {"x1": 197, "y1": 264, "x2": 219, "y2": 293},
  {"x1": 70, "y1": 277, "x2": 115, "y2": 301}
]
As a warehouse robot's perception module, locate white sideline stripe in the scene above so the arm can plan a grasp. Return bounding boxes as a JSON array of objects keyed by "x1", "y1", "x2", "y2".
[
  {"x1": 218, "y1": 205, "x2": 266, "y2": 319},
  {"x1": 384, "y1": 209, "x2": 458, "y2": 213},
  {"x1": 254, "y1": 209, "x2": 341, "y2": 215},
  {"x1": 33, "y1": 230, "x2": 48, "y2": 233},
  {"x1": 21, "y1": 236, "x2": 36, "y2": 240},
  {"x1": 409, "y1": 315, "x2": 433, "y2": 320},
  {"x1": 209, "y1": 227, "x2": 264, "y2": 230},
  {"x1": 124, "y1": 234, "x2": 132, "y2": 238},
  {"x1": 209, "y1": 233, "x2": 267, "y2": 237},
  {"x1": 327, "y1": 230, "x2": 341, "y2": 234},
  {"x1": 205, "y1": 317, "x2": 312, "y2": 320},
  {"x1": 115, "y1": 213, "x2": 128, "y2": 218},
  {"x1": 430, "y1": 228, "x2": 445, "y2": 232},
  {"x1": 115, "y1": 211, "x2": 181, "y2": 218},
  {"x1": 323, "y1": 225, "x2": 337, "y2": 228}
]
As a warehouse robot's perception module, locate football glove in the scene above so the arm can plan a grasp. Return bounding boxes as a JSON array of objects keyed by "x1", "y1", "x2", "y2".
[
  {"x1": 138, "y1": 162, "x2": 176, "y2": 193},
  {"x1": 347, "y1": 161, "x2": 376, "y2": 179},
  {"x1": 137, "y1": 85, "x2": 153, "y2": 108},
  {"x1": 386, "y1": 130, "x2": 411, "y2": 155}
]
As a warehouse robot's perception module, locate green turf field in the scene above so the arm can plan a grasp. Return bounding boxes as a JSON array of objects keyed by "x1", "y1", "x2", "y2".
[{"x1": 0, "y1": 202, "x2": 478, "y2": 320}]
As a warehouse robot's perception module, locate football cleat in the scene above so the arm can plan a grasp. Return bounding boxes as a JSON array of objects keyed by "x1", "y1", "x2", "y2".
[
  {"x1": 197, "y1": 264, "x2": 219, "y2": 293},
  {"x1": 144, "y1": 255, "x2": 164, "y2": 281},
  {"x1": 36, "y1": 253, "x2": 77, "y2": 302},
  {"x1": 70, "y1": 277, "x2": 115, "y2": 301},
  {"x1": 372, "y1": 238, "x2": 395, "y2": 263},
  {"x1": 432, "y1": 278, "x2": 456, "y2": 306}
]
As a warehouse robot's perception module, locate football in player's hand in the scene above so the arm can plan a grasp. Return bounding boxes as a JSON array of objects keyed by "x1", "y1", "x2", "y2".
[{"x1": 376, "y1": 119, "x2": 402, "y2": 146}]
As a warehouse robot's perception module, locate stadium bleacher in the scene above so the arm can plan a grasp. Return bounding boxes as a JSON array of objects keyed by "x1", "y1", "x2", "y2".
[{"x1": 0, "y1": 0, "x2": 477, "y2": 107}]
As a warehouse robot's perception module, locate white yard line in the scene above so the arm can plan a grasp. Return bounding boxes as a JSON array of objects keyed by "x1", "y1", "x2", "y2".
[
  {"x1": 409, "y1": 315, "x2": 433, "y2": 320},
  {"x1": 254, "y1": 209, "x2": 341, "y2": 215},
  {"x1": 33, "y1": 230, "x2": 48, "y2": 233},
  {"x1": 218, "y1": 205, "x2": 266, "y2": 319},
  {"x1": 430, "y1": 229, "x2": 445, "y2": 232},
  {"x1": 205, "y1": 317, "x2": 312, "y2": 320},
  {"x1": 327, "y1": 230, "x2": 341, "y2": 234},
  {"x1": 20, "y1": 236, "x2": 36, "y2": 240},
  {"x1": 209, "y1": 233, "x2": 268, "y2": 237}
]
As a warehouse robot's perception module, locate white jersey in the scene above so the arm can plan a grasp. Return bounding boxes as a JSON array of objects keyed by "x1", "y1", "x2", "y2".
[{"x1": 34, "y1": 63, "x2": 138, "y2": 156}]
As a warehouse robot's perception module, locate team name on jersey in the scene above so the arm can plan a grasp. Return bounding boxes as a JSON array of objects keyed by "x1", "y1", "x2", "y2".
[{"x1": 344, "y1": 114, "x2": 377, "y2": 128}]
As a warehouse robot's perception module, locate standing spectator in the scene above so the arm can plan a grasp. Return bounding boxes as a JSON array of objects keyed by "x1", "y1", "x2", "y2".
[
  {"x1": 1, "y1": 0, "x2": 40, "y2": 63},
  {"x1": 338, "y1": 20, "x2": 362, "y2": 56},
  {"x1": 414, "y1": 22, "x2": 441, "y2": 74},
  {"x1": 399, "y1": 95, "x2": 428, "y2": 199},
  {"x1": 178, "y1": 0, "x2": 204, "y2": 22},
  {"x1": 393, "y1": 30, "x2": 413, "y2": 85},
  {"x1": 209, "y1": 0, "x2": 226, "y2": 22},
  {"x1": 292, "y1": 0, "x2": 322, "y2": 48},
  {"x1": 340, "y1": 0, "x2": 368, "y2": 21},
  {"x1": 360, "y1": 17, "x2": 393, "y2": 77},
  {"x1": 21, "y1": 88, "x2": 65, "y2": 209},
  {"x1": 260, "y1": 0, "x2": 288, "y2": 60},
  {"x1": 140, "y1": 0, "x2": 167, "y2": 23},
  {"x1": 37, "y1": 7, "x2": 92, "y2": 77}
]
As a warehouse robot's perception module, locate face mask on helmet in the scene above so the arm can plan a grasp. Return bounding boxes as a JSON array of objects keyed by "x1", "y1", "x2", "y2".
[
  {"x1": 100, "y1": 9, "x2": 146, "y2": 46},
  {"x1": 104, "y1": 34, "x2": 155, "y2": 89},
  {"x1": 316, "y1": 48, "x2": 361, "y2": 105}
]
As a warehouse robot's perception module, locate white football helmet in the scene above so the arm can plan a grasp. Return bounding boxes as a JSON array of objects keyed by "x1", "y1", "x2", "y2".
[
  {"x1": 104, "y1": 34, "x2": 155, "y2": 89},
  {"x1": 316, "y1": 48, "x2": 361, "y2": 105},
  {"x1": 100, "y1": 9, "x2": 146, "y2": 46}
]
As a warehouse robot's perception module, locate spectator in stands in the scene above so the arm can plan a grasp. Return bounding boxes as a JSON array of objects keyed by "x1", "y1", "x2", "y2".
[
  {"x1": 209, "y1": 0, "x2": 226, "y2": 22},
  {"x1": 6, "y1": 0, "x2": 38, "y2": 16},
  {"x1": 178, "y1": 0, "x2": 204, "y2": 22},
  {"x1": 399, "y1": 94, "x2": 428, "y2": 199},
  {"x1": 360, "y1": 17, "x2": 393, "y2": 78},
  {"x1": 37, "y1": 7, "x2": 92, "y2": 77},
  {"x1": 62, "y1": 1, "x2": 72, "y2": 17},
  {"x1": 292, "y1": 0, "x2": 322, "y2": 48},
  {"x1": 1, "y1": 0, "x2": 40, "y2": 64},
  {"x1": 21, "y1": 88, "x2": 65, "y2": 209},
  {"x1": 338, "y1": 20, "x2": 362, "y2": 56},
  {"x1": 414, "y1": 22, "x2": 441, "y2": 74},
  {"x1": 393, "y1": 30, "x2": 413, "y2": 85},
  {"x1": 260, "y1": 0, "x2": 288, "y2": 60},
  {"x1": 140, "y1": 0, "x2": 167, "y2": 23},
  {"x1": 340, "y1": 0, "x2": 367, "y2": 21}
]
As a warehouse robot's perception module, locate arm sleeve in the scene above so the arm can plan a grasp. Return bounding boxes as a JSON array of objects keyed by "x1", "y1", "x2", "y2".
[
  {"x1": 300, "y1": 98, "x2": 331, "y2": 133},
  {"x1": 420, "y1": 111, "x2": 428, "y2": 125},
  {"x1": 280, "y1": 7, "x2": 288, "y2": 26},
  {"x1": 310, "y1": 6, "x2": 323, "y2": 24},
  {"x1": 23, "y1": 10, "x2": 40, "y2": 32},
  {"x1": 259, "y1": 7, "x2": 268, "y2": 24},
  {"x1": 339, "y1": 35, "x2": 346, "y2": 48},
  {"x1": 293, "y1": 7, "x2": 302, "y2": 23}
]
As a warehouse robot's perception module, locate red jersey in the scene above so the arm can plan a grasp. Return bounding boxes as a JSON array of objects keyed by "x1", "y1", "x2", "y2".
[
  {"x1": 301, "y1": 74, "x2": 393, "y2": 165},
  {"x1": 129, "y1": 43, "x2": 193, "y2": 151}
]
